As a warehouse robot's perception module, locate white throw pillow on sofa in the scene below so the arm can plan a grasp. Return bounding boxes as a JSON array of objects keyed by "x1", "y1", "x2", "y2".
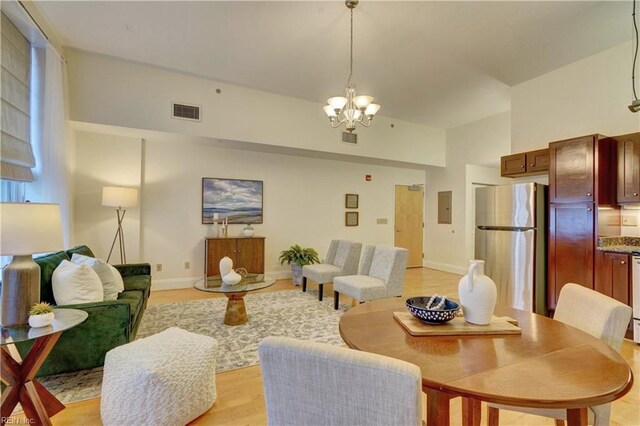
[
  {"x1": 71, "y1": 253, "x2": 119, "y2": 301},
  {"x1": 108, "y1": 264, "x2": 125, "y2": 293},
  {"x1": 52, "y1": 260, "x2": 104, "y2": 305}
]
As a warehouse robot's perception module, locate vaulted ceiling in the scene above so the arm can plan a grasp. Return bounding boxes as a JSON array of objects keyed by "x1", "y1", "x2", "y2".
[{"x1": 36, "y1": 1, "x2": 631, "y2": 129}]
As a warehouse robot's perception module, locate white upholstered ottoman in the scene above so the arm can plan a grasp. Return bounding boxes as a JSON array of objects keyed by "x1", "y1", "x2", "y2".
[{"x1": 101, "y1": 327, "x2": 218, "y2": 426}]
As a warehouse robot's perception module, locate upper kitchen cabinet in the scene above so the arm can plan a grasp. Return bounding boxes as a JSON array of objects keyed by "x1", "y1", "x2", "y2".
[
  {"x1": 500, "y1": 148, "x2": 549, "y2": 177},
  {"x1": 549, "y1": 135, "x2": 616, "y2": 205},
  {"x1": 616, "y1": 132, "x2": 640, "y2": 204}
]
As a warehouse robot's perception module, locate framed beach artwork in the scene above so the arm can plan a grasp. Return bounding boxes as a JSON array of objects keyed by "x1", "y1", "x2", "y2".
[{"x1": 202, "y1": 178, "x2": 263, "y2": 224}]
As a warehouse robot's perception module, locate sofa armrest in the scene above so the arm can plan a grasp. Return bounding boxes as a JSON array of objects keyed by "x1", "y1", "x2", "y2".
[{"x1": 113, "y1": 263, "x2": 151, "y2": 277}]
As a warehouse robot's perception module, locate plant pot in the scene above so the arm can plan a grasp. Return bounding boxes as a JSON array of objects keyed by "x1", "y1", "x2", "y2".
[
  {"x1": 29, "y1": 312, "x2": 54, "y2": 328},
  {"x1": 291, "y1": 263, "x2": 303, "y2": 286}
]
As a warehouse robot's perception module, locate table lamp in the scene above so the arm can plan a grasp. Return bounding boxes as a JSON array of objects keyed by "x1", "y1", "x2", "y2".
[
  {"x1": 0, "y1": 203, "x2": 63, "y2": 326},
  {"x1": 102, "y1": 186, "x2": 138, "y2": 264}
]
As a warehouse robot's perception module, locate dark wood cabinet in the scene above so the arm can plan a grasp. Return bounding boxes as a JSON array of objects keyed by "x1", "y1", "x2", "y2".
[
  {"x1": 548, "y1": 203, "x2": 595, "y2": 310},
  {"x1": 549, "y1": 135, "x2": 615, "y2": 205},
  {"x1": 205, "y1": 237, "x2": 265, "y2": 277},
  {"x1": 500, "y1": 148, "x2": 549, "y2": 177},
  {"x1": 595, "y1": 251, "x2": 631, "y2": 306},
  {"x1": 616, "y1": 132, "x2": 640, "y2": 204}
]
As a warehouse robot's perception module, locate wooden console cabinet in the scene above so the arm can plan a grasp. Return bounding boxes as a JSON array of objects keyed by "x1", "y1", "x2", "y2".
[{"x1": 205, "y1": 237, "x2": 265, "y2": 277}]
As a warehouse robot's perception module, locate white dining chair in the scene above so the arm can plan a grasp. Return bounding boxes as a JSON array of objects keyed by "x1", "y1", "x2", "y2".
[
  {"x1": 302, "y1": 240, "x2": 362, "y2": 301},
  {"x1": 487, "y1": 283, "x2": 633, "y2": 426},
  {"x1": 258, "y1": 336, "x2": 423, "y2": 426},
  {"x1": 332, "y1": 245, "x2": 409, "y2": 310}
]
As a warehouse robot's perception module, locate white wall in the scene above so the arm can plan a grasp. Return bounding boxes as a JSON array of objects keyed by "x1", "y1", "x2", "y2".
[
  {"x1": 65, "y1": 49, "x2": 446, "y2": 168},
  {"x1": 73, "y1": 132, "x2": 142, "y2": 263},
  {"x1": 424, "y1": 112, "x2": 512, "y2": 274},
  {"x1": 621, "y1": 208, "x2": 640, "y2": 237},
  {"x1": 72, "y1": 129, "x2": 426, "y2": 289},
  {"x1": 512, "y1": 41, "x2": 640, "y2": 151}
]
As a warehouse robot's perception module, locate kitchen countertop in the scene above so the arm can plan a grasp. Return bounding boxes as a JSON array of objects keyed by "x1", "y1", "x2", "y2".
[{"x1": 597, "y1": 236, "x2": 640, "y2": 254}]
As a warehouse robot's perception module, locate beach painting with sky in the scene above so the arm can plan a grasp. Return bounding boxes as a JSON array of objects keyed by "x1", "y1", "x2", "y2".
[{"x1": 202, "y1": 178, "x2": 263, "y2": 224}]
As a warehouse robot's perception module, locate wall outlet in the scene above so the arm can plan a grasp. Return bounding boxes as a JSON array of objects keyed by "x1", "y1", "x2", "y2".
[
  {"x1": 376, "y1": 218, "x2": 388, "y2": 225},
  {"x1": 622, "y1": 215, "x2": 638, "y2": 226},
  {"x1": 156, "y1": 264, "x2": 162, "y2": 272},
  {"x1": 184, "y1": 261, "x2": 190, "y2": 270}
]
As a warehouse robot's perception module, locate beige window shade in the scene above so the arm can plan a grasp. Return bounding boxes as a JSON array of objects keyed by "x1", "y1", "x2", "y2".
[{"x1": 1, "y1": 12, "x2": 34, "y2": 182}]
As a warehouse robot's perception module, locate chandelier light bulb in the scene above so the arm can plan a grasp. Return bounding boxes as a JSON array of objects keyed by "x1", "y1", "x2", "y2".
[{"x1": 353, "y1": 95, "x2": 373, "y2": 109}]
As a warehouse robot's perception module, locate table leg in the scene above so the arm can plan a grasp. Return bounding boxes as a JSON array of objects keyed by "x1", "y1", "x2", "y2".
[
  {"x1": 461, "y1": 397, "x2": 482, "y2": 426},
  {"x1": 566, "y1": 407, "x2": 588, "y2": 426},
  {"x1": 0, "y1": 333, "x2": 65, "y2": 425},
  {"x1": 426, "y1": 388, "x2": 452, "y2": 426},
  {"x1": 224, "y1": 292, "x2": 248, "y2": 326}
]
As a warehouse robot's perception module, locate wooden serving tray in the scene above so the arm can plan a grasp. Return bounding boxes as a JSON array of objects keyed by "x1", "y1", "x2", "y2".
[{"x1": 393, "y1": 311, "x2": 521, "y2": 336}]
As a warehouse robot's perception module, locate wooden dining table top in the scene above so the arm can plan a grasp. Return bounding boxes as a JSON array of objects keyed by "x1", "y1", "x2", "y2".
[{"x1": 338, "y1": 298, "x2": 634, "y2": 410}]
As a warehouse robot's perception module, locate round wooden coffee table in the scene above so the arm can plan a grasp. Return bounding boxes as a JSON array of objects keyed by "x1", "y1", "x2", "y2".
[{"x1": 194, "y1": 274, "x2": 275, "y2": 325}]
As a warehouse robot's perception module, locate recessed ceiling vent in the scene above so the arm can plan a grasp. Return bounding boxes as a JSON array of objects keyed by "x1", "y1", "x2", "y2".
[
  {"x1": 172, "y1": 102, "x2": 201, "y2": 121},
  {"x1": 342, "y1": 132, "x2": 357, "y2": 144}
]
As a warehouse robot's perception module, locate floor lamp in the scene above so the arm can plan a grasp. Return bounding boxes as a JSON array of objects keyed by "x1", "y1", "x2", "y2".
[
  {"x1": 102, "y1": 186, "x2": 138, "y2": 264},
  {"x1": 0, "y1": 203, "x2": 63, "y2": 326}
]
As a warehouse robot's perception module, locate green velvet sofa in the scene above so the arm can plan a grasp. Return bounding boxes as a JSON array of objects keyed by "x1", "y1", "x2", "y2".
[{"x1": 16, "y1": 245, "x2": 151, "y2": 377}]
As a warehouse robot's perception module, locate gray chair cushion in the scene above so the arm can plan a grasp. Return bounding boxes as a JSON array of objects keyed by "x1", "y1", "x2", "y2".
[
  {"x1": 302, "y1": 264, "x2": 342, "y2": 284},
  {"x1": 333, "y1": 275, "x2": 387, "y2": 301}
]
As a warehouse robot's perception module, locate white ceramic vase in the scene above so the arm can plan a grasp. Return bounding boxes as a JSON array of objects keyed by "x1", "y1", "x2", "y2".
[
  {"x1": 243, "y1": 226, "x2": 255, "y2": 237},
  {"x1": 458, "y1": 260, "x2": 496, "y2": 325},
  {"x1": 219, "y1": 256, "x2": 233, "y2": 277},
  {"x1": 222, "y1": 270, "x2": 242, "y2": 285},
  {"x1": 29, "y1": 312, "x2": 55, "y2": 328}
]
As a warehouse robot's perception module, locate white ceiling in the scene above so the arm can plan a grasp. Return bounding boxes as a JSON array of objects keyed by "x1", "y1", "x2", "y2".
[{"x1": 36, "y1": 1, "x2": 631, "y2": 129}]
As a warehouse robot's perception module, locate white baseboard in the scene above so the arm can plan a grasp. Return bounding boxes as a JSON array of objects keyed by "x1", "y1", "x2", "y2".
[
  {"x1": 151, "y1": 270, "x2": 292, "y2": 291},
  {"x1": 424, "y1": 261, "x2": 466, "y2": 276}
]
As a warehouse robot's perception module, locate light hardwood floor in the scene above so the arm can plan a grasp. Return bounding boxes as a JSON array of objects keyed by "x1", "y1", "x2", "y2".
[{"x1": 15, "y1": 268, "x2": 640, "y2": 425}]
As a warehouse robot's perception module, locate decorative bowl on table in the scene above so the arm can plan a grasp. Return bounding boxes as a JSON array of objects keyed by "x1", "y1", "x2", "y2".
[{"x1": 406, "y1": 296, "x2": 460, "y2": 324}]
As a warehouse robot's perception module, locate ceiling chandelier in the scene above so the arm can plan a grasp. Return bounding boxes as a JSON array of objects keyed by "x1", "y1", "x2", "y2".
[{"x1": 323, "y1": 0, "x2": 380, "y2": 133}]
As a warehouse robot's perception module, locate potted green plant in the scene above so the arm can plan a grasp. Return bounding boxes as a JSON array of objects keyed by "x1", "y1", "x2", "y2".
[
  {"x1": 28, "y1": 302, "x2": 55, "y2": 328},
  {"x1": 279, "y1": 244, "x2": 320, "y2": 286}
]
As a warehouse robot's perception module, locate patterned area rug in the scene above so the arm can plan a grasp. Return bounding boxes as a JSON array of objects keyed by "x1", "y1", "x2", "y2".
[{"x1": 36, "y1": 289, "x2": 349, "y2": 405}]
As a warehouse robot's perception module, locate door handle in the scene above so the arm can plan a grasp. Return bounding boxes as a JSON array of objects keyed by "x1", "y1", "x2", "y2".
[{"x1": 396, "y1": 229, "x2": 402, "y2": 232}]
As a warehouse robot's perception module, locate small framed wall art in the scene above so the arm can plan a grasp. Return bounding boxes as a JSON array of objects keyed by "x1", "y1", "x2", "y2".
[
  {"x1": 345, "y1": 193, "x2": 359, "y2": 209},
  {"x1": 345, "y1": 211, "x2": 359, "y2": 227}
]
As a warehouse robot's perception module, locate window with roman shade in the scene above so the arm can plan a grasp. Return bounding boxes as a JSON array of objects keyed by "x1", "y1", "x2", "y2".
[{"x1": 1, "y1": 12, "x2": 35, "y2": 182}]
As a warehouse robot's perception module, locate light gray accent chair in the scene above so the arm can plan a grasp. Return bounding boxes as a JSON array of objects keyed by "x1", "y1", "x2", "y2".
[
  {"x1": 302, "y1": 240, "x2": 362, "y2": 301},
  {"x1": 332, "y1": 245, "x2": 409, "y2": 310},
  {"x1": 258, "y1": 336, "x2": 422, "y2": 426},
  {"x1": 487, "y1": 283, "x2": 632, "y2": 426}
]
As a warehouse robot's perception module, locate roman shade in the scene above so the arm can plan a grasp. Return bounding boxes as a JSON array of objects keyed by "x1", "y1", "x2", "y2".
[{"x1": 1, "y1": 12, "x2": 34, "y2": 182}]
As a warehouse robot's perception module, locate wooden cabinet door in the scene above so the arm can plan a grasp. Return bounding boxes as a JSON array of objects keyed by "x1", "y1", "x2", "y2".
[
  {"x1": 549, "y1": 136, "x2": 594, "y2": 203},
  {"x1": 237, "y1": 238, "x2": 265, "y2": 273},
  {"x1": 617, "y1": 133, "x2": 640, "y2": 203},
  {"x1": 526, "y1": 148, "x2": 550, "y2": 173},
  {"x1": 205, "y1": 238, "x2": 237, "y2": 276},
  {"x1": 596, "y1": 252, "x2": 631, "y2": 305},
  {"x1": 548, "y1": 203, "x2": 595, "y2": 309},
  {"x1": 501, "y1": 153, "x2": 526, "y2": 176}
]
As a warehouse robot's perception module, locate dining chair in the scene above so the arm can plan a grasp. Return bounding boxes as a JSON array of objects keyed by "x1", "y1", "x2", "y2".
[
  {"x1": 487, "y1": 283, "x2": 633, "y2": 426},
  {"x1": 332, "y1": 245, "x2": 409, "y2": 310},
  {"x1": 258, "y1": 336, "x2": 422, "y2": 426},
  {"x1": 302, "y1": 240, "x2": 362, "y2": 301}
]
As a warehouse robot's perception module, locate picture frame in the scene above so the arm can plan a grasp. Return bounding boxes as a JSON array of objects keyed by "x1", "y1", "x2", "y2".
[
  {"x1": 202, "y1": 178, "x2": 263, "y2": 224},
  {"x1": 345, "y1": 211, "x2": 359, "y2": 227},
  {"x1": 345, "y1": 193, "x2": 359, "y2": 209}
]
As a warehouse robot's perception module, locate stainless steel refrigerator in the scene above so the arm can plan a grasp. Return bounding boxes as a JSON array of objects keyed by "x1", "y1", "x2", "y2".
[{"x1": 475, "y1": 183, "x2": 547, "y2": 315}]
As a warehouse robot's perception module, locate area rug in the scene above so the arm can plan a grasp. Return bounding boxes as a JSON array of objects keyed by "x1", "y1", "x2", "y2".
[{"x1": 35, "y1": 289, "x2": 349, "y2": 406}]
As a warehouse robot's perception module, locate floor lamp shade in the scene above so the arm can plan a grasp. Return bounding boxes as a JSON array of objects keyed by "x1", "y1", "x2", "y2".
[
  {"x1": 102, "y1": 187, "x2": 138, "y2": 208},
  {"x1": 0, "y1": 203, "x2": 64, "y2": 326}
]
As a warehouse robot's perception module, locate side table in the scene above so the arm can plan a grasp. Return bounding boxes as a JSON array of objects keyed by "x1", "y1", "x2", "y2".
[{"x1": 1, "y1": 308, "x2": 88, "y2": 425}]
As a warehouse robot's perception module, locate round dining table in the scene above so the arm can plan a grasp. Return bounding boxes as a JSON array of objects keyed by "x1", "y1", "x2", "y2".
[{"x1": 338, "y1": 298, "x2": 633, "y2": 426}]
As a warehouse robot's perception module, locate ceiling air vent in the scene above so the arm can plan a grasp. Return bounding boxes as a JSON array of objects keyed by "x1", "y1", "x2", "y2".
[
  {"x1": 342, "y1": 132, "x2": 357, "y2": 144},
  {"x1": 172, "y1": 102, "x2": 201, "y2": 121}
]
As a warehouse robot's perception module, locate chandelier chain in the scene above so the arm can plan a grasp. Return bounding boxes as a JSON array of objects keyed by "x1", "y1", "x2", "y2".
[{"x1": 347, "y1": 7, "x2": 354, "y2": 86}]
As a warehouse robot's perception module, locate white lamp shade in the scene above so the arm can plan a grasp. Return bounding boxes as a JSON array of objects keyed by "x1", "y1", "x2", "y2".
[
  {"x1": 0, "y1": 203, "x2": 64, "y2": 255},
  {"x1": 102, "y1": 187, "x2": 138, "y2": 208},
  {"x1": 353, "y1": 95, "x2": 373, "y2": 109},
  {"x1": 365, "y1": 103, "x2": 381, "y2": 116},
  {"x1": 323, "y1": 105, "x2": 337, "y2": 117},
  {"x1": 327, "y1": 96, "x2": 348, "y2": 111}
]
